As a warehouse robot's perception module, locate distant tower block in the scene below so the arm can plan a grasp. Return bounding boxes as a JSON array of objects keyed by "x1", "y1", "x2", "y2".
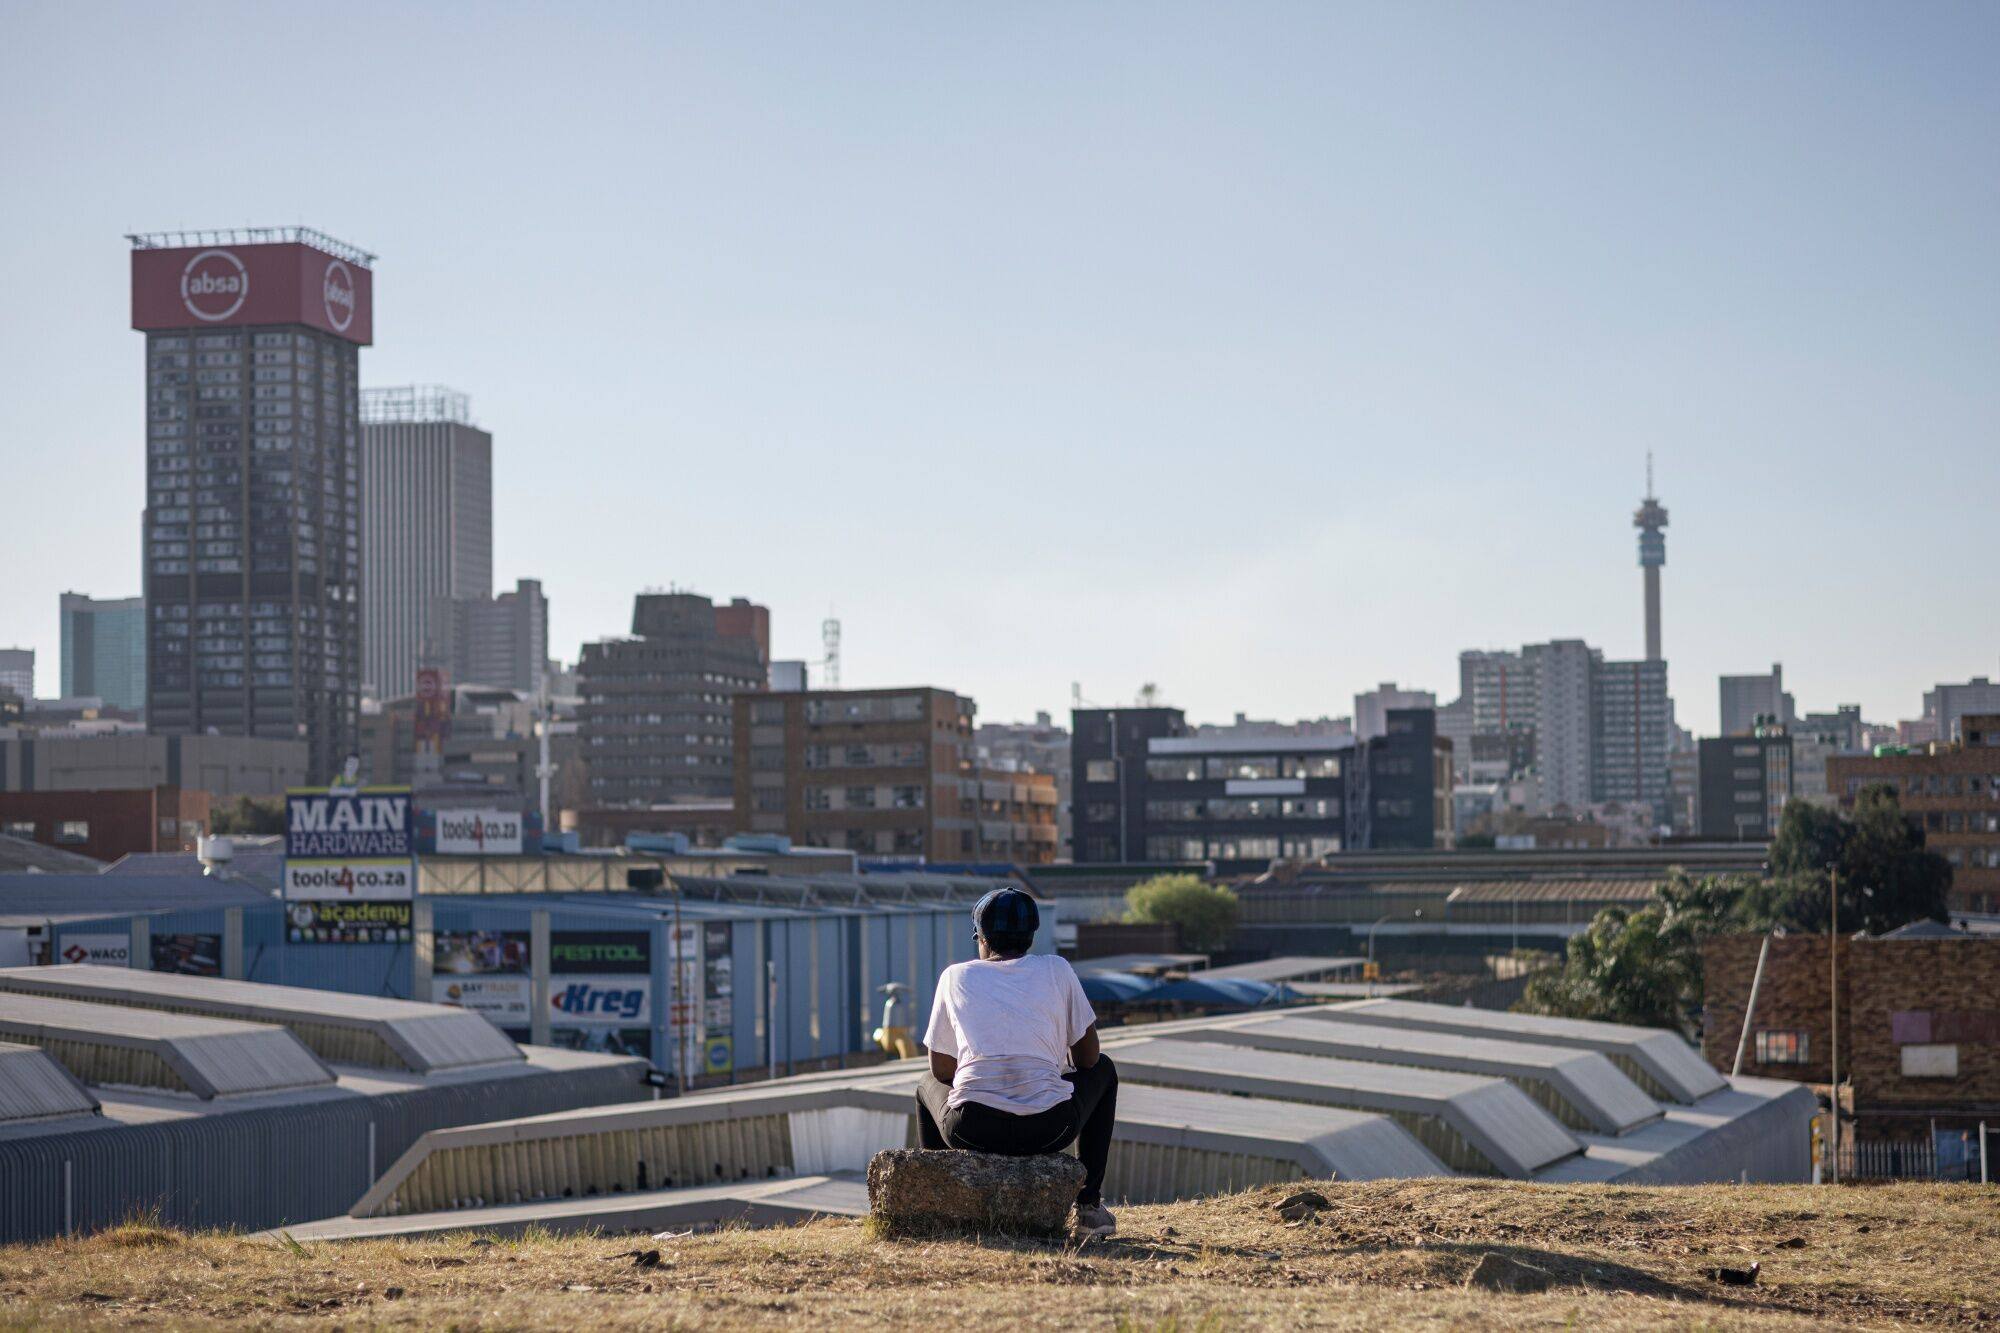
[
  {"x1": 821, "y1": 617, "x2": 841, "y2": 690},
  {"x1": 1634, "y1": 453, "x2": 1669, "y2": 662}
]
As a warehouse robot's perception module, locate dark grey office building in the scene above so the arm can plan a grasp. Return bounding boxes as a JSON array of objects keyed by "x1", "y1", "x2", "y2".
[
  {"x1": 1072, "y1": 706, "x2": 1451, "y2": 871},
  {"x1": 131, "y1": 229, "x2": 375, "y2": 783},
  {"x1": 578, "y1": 593, "x2": 769, "y2": 805},
  {"x1": 1698, "y1": 732, "x2": 1793, "y2": 841},
  {"x1": 438, "y1": 578, "x2": 548, "y2": 698}
]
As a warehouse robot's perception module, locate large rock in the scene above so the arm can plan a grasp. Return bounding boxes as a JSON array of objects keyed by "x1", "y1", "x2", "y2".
[{"x1": 867, "y1": 1149, "x2": 1084, "y2": 1237}]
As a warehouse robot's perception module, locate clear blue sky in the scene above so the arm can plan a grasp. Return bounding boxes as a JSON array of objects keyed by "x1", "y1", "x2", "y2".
[{"x1": 3, "y1": 2, "x2": 1995, "y2": 735}]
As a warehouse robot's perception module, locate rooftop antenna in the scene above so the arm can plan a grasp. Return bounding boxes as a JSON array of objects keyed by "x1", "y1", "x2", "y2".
[
  {"x1": 1646, "y1": 449, "x2": 1655, "y2": 500},
  {"x1": 821, "y1": 617, "x2": 841, "y2": 690}
]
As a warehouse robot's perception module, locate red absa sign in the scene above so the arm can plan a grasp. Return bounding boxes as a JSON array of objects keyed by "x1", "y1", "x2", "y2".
[{"x1": 132, "y1": 241, "x2": 373, "y2": 345}]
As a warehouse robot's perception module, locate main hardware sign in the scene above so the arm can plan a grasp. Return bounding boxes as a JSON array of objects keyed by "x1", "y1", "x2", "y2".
[{"x1": 284, "y1": 786, "x2": 416, "y2": 941}]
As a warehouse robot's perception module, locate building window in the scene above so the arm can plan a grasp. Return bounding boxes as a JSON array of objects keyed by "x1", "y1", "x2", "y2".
[
  {"x1": 1, "y1": 820, "x2": 33, "y2": 838},
  {"x1": 1084, "y1": 760, "x2": 1117, "y2": 784},
  {"x1": 1145, "y1": 758, "x2": 1202, "y2": 782},
  {"x1": 54, "y1": 820, "x2": 89, "y2": 845},
  {"x1": 845, "y1": 785, "x2": 877, "y2": 810},
  {"x1": 891, "y1": 785, "x2": 924, "y2": 809},
  {"x1": 1754, "y1": 1030, "x2": 1809, "y2": 1065}
]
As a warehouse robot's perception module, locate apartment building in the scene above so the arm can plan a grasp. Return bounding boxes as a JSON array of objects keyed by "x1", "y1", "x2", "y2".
[{"x1": 1827, "y1": 715, "x2": 2000, "y2": 914}]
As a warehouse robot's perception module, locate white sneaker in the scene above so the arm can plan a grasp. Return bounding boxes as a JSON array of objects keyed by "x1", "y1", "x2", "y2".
[{"x1": 1071, "y1": 1202, "x2": 1117, "y2": 1238}]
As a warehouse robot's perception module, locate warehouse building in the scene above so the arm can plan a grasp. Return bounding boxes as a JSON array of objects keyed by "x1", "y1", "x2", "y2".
[
  {"x1": 281, "y1": 998, "x2": 1814, "y2": 1241},
  {"x1": 0, "y1": 966, "x2": 645, "y2": 1242}
]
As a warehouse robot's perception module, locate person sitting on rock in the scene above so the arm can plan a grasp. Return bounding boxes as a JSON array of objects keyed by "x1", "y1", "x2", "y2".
[{"x1": 916, "y1": 887, "x2": 1119, "y2": 1238}]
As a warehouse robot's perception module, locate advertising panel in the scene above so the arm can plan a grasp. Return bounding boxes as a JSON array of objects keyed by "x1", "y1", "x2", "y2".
[
  {"x1": 548, "y1": 1027, "x2": 652, "y2": 1061},
  {"x1": 702, "y1": 921, "x2": 734, "y2": 1074},
  {"x1": 286, "y1": 900, "x2": 413, "y2": 945},
  {"x1": 151, "y1": 934, "x2": 222, "y2": 976},
  {"x1": 285, "y1": 788, "x2": 413, "y2": 861},
  {"x1": 282, "y1": 859, "x2": 414, "y2": 902},
  {"x1": 431, "y1": 975, "x2": 531, "y2": 1024},
  {"x1": 434, "y1": 808, "x2": 525, "y2": 857},
  {"x1": 414, "y1": 667, "x2": 450, "y2": 755},
  {"x1": 130, "y1": 241, "x2": 374, "y2": 344},
  {"x1": 549, "y1": 930, "x2": 650, "y2": 974},
  {"x1": 433, "y1": 929, "x2": 529, "y2": 976},
  {"x1": 549, "y1": 975, "x2": 651, "y2": 1025},
  {"x1": 58, "y1": 933, "x2": 131, "y2": 967}
]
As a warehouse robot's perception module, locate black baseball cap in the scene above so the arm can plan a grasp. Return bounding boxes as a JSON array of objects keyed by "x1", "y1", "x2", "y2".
[{"x1": 971, "y1": 887, "x2": 1040, "y2": 940}]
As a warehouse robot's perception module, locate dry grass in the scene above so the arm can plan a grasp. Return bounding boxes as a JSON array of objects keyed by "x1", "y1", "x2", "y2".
[{"x1": 1, "y1": 1179, "x2": 1995, "y2": 1329}]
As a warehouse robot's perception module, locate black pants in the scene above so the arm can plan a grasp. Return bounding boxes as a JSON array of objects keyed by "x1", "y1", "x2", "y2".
[{"x1": 914, "y1": 1057, "x2": 1118, "y2": 1207}]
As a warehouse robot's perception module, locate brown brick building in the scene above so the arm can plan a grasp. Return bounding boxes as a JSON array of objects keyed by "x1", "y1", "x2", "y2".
[
  {"x1": 1825, "y1": 714, "x2": 2000, "y2": 913},
  {"x1": 734, "y1": 687, "x2": 1055, "y2": 864},
  {"x1": 0, "y1": 786, "x2": 210, "y2": 864},
  {"x1": 1703, "y1": 931, "x2": 2000, "y2": 1133}
]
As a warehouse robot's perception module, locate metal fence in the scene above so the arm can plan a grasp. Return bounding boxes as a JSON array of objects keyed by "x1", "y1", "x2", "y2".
[{"x1": 1839, "y1": 1136, "x2": 1989, "y2": 1183}]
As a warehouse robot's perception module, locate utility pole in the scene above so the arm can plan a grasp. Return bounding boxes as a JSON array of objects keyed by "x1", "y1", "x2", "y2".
[{"x1": 1829, "y1": 867, "x2": 1840, "y2": 1185}]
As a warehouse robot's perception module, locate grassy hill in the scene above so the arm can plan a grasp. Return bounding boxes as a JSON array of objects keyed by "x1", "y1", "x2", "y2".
[{"x1": 1, "y1": 1179, "x2": 1994, "y2": 1329}]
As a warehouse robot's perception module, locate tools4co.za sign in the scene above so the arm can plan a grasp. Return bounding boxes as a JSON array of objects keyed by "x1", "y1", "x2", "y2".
[
  {"x1": 282, "y1": 859, "x2": 413, "y2": 902},
  {"x1": 434, "y1": 808, "x2": 524, "y2": 856},
  {"x1": 286, "y1": 787, "x2": 412, "y2": 860}
]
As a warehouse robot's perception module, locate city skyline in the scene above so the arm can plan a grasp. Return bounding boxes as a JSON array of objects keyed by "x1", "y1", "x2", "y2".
[{"x1": 4, "y1": 3, "x2": 1997, "y2": 735}]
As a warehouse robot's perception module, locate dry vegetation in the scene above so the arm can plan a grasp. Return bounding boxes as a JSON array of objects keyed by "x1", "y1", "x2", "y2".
[{"x1": 1, "y1": 1179, "x2": 1995, "y2": 1330}]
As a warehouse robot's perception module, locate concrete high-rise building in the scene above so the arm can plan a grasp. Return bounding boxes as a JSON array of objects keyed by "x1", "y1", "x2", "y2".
[
  {"x1": 1923, "y1": 673, "x2": 2000, "y2": 744},
  {"x1": 438, "y1": 578, "x2": 548, "y2": 697},
  {"x1": 1526, "y1": 640, "x2": 1596, "y2": 810},
  {"x1": 578, "y1": 592, "x2": 769, "y2": 805},
  {"x1": 1459, "y1": 649, "x2": 1536, "y2": 735},
  {"x1": 1634, "y1": 455, "x2": 1668, "y2": 662},
  {"x1": 131, "y1": 228, "x2": 373, "y2": 783},
  {"x1": 1353, "y1": 682, "x2": 1435, "y2": 742},
  {"x1": 360, "y1": 386, "x2": 493, "y2": 702},
  {"x1": 1720, "y1": 664, "x2": 1795, "y2": 737},
  {"x1": 1593, "y1": 656, "x2": 1671, "y2": 816},
  {"x1": 0, "y1": 649, "x2": 33, "y2": 701},
  {"x1": 59, "y1": 594, "x2": 146, "y2": 711}
]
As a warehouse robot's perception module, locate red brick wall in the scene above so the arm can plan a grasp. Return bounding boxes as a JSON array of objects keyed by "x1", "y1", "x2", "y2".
[
  {"x1": 1701, "y1": 933, "x2": 1848, "y2": 1084},
  {"x1": 0, "y1": 787, "x2": 208, "y2": 863}
]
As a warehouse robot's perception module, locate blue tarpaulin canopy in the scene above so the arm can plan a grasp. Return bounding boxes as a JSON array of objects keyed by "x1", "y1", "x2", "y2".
[
  {"x1": 1146, "y1": 976, "x2": 1291, "y2": 1008},
  {"x1": 1079, "y1": 970, "x2": 1157, "y2": 1005}
]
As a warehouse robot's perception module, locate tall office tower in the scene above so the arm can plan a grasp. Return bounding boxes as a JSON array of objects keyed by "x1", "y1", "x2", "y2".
[
  {"x1": 359, "y1": 386, "x2": 493, "y2": 702},
  {"x1": 438, "y1": 578, "x2": 549, "y2": 697},
  {"x1": 1719, "y1": 663, "x2": 1794, "y2": 736},
  {"x1": 59, "y1": 593, "x2": 146, "y2": 711},
  {"x1": 1525, "y1": 639, "x2": 1596, "y2": 810},
  {"x1": 578, "y1": 592, "x2": 770, "y2": 805},
  {"x1": 1459, "y1": 649, "x2": 1536, "y2": 735},
  {"x1": 1593, "y1": 656, "x2": 1671, "y2": 817},
  {"x1": 1634, "y1": 454, "x2": 1668, "y2": 662},
  {"x1": 0, "y1": 649, "x2": 33, "y2": 700},
  {"x1": 131, "y1": 228, "x2": 373, "y2": 783},
  {"x1": 1352, "y1": 682, "x2": 1435, "y2": 742}
]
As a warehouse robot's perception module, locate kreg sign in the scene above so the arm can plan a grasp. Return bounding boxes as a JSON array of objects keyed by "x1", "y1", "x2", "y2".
[
  {"x1": 434, "y1": 808, "x2": 525, "y2": 857},
  {"x1": 131, "y1": 241, "x2": 374, "y2": 344},
  {"x1": 286, "y1": 788, "x2": 412, "y2": 860},
  {"x1": 550, "y1": 977, "x2": 651, "y2": 1024}
]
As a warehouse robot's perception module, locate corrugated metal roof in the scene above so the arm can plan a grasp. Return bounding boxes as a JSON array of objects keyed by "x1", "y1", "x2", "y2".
[
  {"x1": 1430, "y1": 880, "x2": 1662, "y2": 903},
  {"x1": 1326, "y1": 999, "x2": 1728, "y2": 1104},
  {"x1": 1108, "y1": 1036, "x2": 1582, "y2": 1178},
  {"x1": 1073, "y1": 953, "x2": 1210, "y2": 976},
  {"x1": 0, "y1": 967, "x2": 521, "y2": 1074},
  {"x1": 1205, "y1": 1014, "x2": 1662, "y2": 1135},
  {"x1": 1200, "y1": 956, "x2": 1368, "y2": 983},
  {"x1": 0, "y1": 874, "x2": 274, "y2": 916},
  {"x1": 0, "y1": 835, "x2": 105, "y2": 875},
  {"x1": 0, "y1": 1041, "x2": 100, "y2": 1123},
  {"x1": 0, "y1": 992, "x2": 333, "y2": 1098}
]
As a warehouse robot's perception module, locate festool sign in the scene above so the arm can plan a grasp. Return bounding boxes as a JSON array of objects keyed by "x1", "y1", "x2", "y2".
[{"x1": 550, "y1": 931, "x2": 650, "y2": 975}]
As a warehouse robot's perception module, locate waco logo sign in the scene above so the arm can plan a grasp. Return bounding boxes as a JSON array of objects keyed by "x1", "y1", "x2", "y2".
[{"x1": 434, "y1": 808, "x2": 525, "y2": 857}]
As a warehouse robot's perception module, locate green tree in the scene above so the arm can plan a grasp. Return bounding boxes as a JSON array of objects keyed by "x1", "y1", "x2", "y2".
[
  {"x1": 208, "y1": 795, "x2": 284, "y2": 836},
  {"x1": 1762, "y1": 785, "x2": 1949, "y2": 934},
  {"x1": 1123, "y1": 873, "x2": 1239, "y2": 953}
]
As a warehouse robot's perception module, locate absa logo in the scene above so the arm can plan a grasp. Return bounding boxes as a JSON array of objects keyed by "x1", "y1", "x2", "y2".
[
  {"x1": 180, "y1": 249, "x2": 249, "y2": 322},
  {"x1": 322, "y1": 259, "x2": 356, "y2": 333}
]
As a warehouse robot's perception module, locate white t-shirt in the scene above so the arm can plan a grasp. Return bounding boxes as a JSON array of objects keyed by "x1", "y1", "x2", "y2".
[{"x1": 924, "y1": 953, "x2": 1099, "y2": 1113}]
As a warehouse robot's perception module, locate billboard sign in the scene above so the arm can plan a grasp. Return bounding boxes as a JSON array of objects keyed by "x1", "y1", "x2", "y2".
[
  {"x1": 131, "y1": 241, "x2": 374, "y2": 344},
  {"x1": 58, "y1": 933, "x2": 131, "y2": 967},
  {"x1": 414, "y1": 667, "x2": 450, "y2": 754},
  {"x1": 550, "y1": 930, "x2": 650, "y2": 974},
  {"x1": 433, "y1": 929, "x2": 529, "y2": 976},
  {"x1": 432, "y1": 974, "x2": 531, "y2": 1024},
  {"x1": 286, "y1": 900, "x2": 413, "y2": 944},
  {"x1": 283, "y1": 859, "x2": 413, "y2": 902},
  {"x1": 151, "y1": 934, "x2": 222, "y2": 976},
  {"x1": 286, "y1": 787, "x2": 412, "y2": 861},
  {"x1": 434, "y1": 808, "x2": 525, "y2": 857},
  {"x1": 550, "y1": 976, "x2": 651, "y2": 1025}
]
